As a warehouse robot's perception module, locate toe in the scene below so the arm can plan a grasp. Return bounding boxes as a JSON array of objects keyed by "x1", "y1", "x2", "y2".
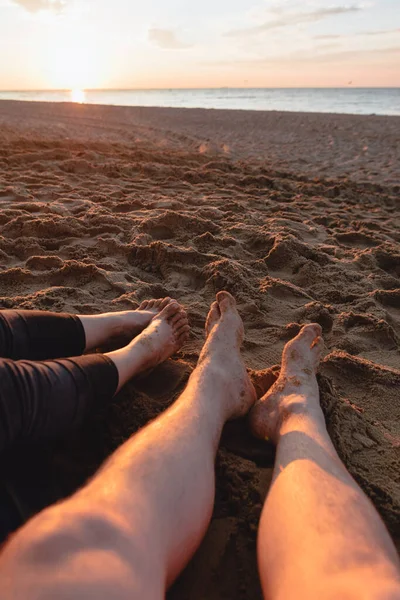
[
  {"x1": 159, "y1": 297, "x2": 172, "y2": 311},
  {"x1": 174, "y1": 317, "x2": 189, "y2": 331},
  {"x1": 216, "y1": 291, "x2": 236, "y2": 314},
  {"x1": 176, "y1": 323, "x2": 190, "y2": 336},
  {"x1": 176, "y1": 324, "x2": 190, "y2": 342},
  {"x1": 205, "y1": 301, "x2": 220, "y2": 336},
  {"x1": 158, "y1": 301, "x2": 180, "y2": 321},
  {"x1": 147, "y1": 299, "x2": 157, "y2": 309},
  {"x1": 310, "y1": 335, "x2": 324, "y2": 364},
  {"x1": 178, "y1": 333, "x2": 190, "y2": 346},
  {"x1": 170, "y1": 310, "x2": 187, "y2": 326},
  {"x1": 208, "y1": 301, "x2": 220, "y2": 319},
  {"x1": 176, "y1": 332, "x2": 189, "y2": 347},
  {"x1": 298, "y1": 323, "x2": 323, "y2": 344},
  {"x1": 138, "y1": 300, "x2": 149, "y2": 310}
]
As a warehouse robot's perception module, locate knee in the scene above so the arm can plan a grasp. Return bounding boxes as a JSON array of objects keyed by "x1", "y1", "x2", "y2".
[
  {"x1": 25, "y1": 508, "x2": 125, "y2": 560},
  {"x1": 0, "y1": 504, "x2": 164, "y2": 599}
]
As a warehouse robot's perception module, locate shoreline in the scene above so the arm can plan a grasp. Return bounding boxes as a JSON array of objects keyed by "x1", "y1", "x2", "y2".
[{"x1": 1, "y1": 96, "x2": 400, "y2": 118}]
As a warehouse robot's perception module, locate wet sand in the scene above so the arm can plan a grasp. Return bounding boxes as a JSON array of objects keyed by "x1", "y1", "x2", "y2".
[{"x1": 0, "y1": 100, "x2": 399, "y2": 599}]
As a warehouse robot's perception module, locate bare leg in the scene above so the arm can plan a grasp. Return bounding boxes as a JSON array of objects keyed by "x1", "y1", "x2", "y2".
[
  {"x1": 249, "y1": 324, "x2": 400, "y2": 600},
  {"x1": 78, "y1": 297, "x2": 174, "y2": 351},
  {"x1": 0, "y1": 292, "x2": 256, "y2": 600}
]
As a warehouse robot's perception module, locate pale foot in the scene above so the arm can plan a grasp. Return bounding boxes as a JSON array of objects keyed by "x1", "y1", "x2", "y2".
[
  {"x1": 199, "y1": 291, "x2": 256, "y2": 420},
  {"x1": 106, "y1": 302, "x2": 190, "y2": 392},
  {"x1": 124, "y1": 302, "x2": 190, "y2": 373},
  {"x1": 110, "y1": 297, "x2": 175, "y2": 338},
  {"x1": 80, "y1": 298, "x2": 175, "y2": 351},
  {"x1": 249, "y1": 323, "x2": 324, "y2": 443}
]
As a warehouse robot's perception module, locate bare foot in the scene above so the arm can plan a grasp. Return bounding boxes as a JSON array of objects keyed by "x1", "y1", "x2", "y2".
[
  {"x1": 106, "y1": 302, "x2": 190, "y2": 392},
  {"x1": 249, "y1": 323, "x2": 324, "y2": 443},
  {"x1": 110, "y1": 297, "x2": 175, "y2": 338},
  {"x1": 80, "y1": 298, "x2": 175, "y2": 351},
  {"x1": 199, "y1": 291, "x2": 256, "y2": 420},
  {"x1": 126, "y1": 302, "x2": 190, "y2": 373}
]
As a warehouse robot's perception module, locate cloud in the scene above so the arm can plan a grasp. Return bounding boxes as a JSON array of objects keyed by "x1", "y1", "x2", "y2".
[
  {"x1": 148, "y1": 28, "x2": 191, "y2": 50},
  {"x1": 225, "y1": 6, "x2": 363, "y2": 38},
  {"x1": 315, "y1": 28, "x2": 400, "y2": 39},
  {"x1": 313, "y1": 34, "x2": 343, "y2": 40},
  {"x1": 10, "y1": 0, "x2": 66, "y2": 13},
  {"x1": 206, "y1": 45, "x2": 400, "y2": 68}
]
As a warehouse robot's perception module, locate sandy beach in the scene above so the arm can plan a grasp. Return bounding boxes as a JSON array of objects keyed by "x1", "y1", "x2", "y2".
[{"x1": 0, "y1": 99, "x2": 399, "y2": 599}]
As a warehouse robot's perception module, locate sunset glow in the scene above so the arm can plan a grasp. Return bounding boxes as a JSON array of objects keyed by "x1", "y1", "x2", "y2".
[
  {"x1": 44, "y1": 33, "x2": 103, "y2": 90},
  {"x1": 0, "y1": 0, "x2": 399, "y2": 90},
  {"x1": 70, "y1": 89, "x2": 85, "y2": 103}
]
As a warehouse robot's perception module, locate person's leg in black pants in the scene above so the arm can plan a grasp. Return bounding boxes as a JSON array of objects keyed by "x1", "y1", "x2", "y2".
[
  {"x1": 0, "y1": 299, "x2": 190, "y2": 541},
  {"x1": 0, "y1": 298, "x2": 180, "y2": 362},
  {"x1": 0, "y1": 298, "x2": 189, "y2": 449}
]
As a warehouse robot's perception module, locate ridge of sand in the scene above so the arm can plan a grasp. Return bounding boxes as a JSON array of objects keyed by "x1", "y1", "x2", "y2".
[{"x1": 0, "y1": 100, "x2": 399, "y2": 599}]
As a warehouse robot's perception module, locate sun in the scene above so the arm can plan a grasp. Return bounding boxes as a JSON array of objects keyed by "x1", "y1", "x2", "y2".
[
  {"x1": 71, "y1": 89, "x2": 86, "y2": 103},
  {"x1": 44, "y1": 32, "x2": 103, "y2": 90}
]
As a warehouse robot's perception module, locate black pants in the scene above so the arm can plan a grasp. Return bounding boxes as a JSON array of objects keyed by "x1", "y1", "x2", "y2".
[{"x1": 0, "y1": 310, "x2": 119, "y2": 541}]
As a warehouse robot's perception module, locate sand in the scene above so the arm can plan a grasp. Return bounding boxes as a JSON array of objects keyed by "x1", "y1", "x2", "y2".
[{"x1": 0, "y1": 99, "x2": 399, "y2": 598}]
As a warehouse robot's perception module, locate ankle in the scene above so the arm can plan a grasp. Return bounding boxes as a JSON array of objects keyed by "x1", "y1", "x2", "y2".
[
  {"x1": 178, "y1": 382, "x2": 228, "y2": 451},
  {"x1": 189, "y1": 364, "x2": 233, "y2": 420},
  {"x1": 276, "y1": 395, "x2": 325, "y2": 440},
  {"x1": 191, "y1": 361, "x2": 231, "y2": 398},
  {"x1": 105, "y1": 312, "x2": 130, "y2": 338},
  {"x1": 79, "y1": 313, "x2": 120, "y2": 351}
]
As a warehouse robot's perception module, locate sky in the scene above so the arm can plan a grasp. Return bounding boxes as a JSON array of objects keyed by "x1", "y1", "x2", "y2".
[{"x1": 0, "y1": 0, "x2": 399, "y2": 90}]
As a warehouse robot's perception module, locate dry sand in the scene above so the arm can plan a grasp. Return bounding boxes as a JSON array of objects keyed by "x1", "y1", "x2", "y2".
[{"x1": 0, "y1": 100, "x2": 399, "y2": 599}]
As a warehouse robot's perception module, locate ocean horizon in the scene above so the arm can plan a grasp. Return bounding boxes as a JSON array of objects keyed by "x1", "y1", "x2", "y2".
[{"x1": 0, "y1": 87, "x2": 399, "y2": 116}]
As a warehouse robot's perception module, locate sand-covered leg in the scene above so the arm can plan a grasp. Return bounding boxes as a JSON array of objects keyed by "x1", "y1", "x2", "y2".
[
  {"x1": 198, "y1": 291, "x2": 256, "y2": 419},
  {"x1": 0, "y1": 292, "x2": 255, "y2": 600},
  {"x1": 250, "y1": 325, "x2": 400, "y2": 600},
  {"x1": 249, "y1": 323, "x2": 323, "y2": 442}
]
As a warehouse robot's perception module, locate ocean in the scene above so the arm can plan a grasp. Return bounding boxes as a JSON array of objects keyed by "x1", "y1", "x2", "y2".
[{"x1": 0, "y1": 88, "x2": 399, "y2": 116}]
